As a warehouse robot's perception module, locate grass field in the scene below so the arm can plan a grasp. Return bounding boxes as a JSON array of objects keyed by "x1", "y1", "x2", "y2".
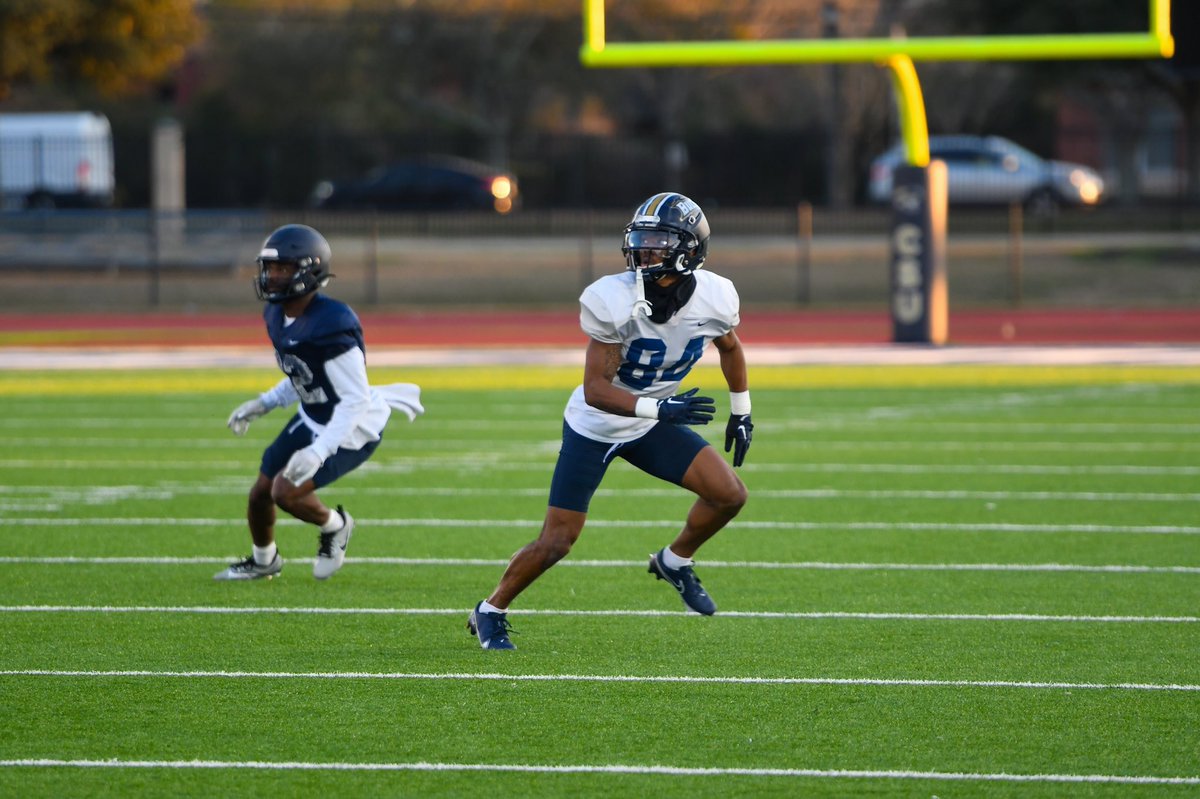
[{"x1": 0, "y1": 363, "x2": 1198, "y2": 797}]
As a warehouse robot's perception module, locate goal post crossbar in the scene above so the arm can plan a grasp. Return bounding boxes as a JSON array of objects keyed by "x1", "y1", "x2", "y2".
[
  {"x1": 582, "y1": 0, "x2": 1174, "y2": 68},
  {"x1": 581, "y1": 0, "x2": 1175, "y2": 167}
]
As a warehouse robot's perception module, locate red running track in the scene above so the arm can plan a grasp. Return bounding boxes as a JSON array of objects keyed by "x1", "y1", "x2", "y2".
[{"x1": 0, "y1": 308, "x2": 1198, "y2": 347}]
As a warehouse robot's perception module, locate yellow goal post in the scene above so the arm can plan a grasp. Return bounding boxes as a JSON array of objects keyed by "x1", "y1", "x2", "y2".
[{"x1": 580, "y1": 0, "x2": 1175, "y2": 166}]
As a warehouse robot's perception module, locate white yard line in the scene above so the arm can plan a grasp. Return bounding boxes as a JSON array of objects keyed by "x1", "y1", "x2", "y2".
[
  {"x1": 742, "y1": 463, "x2": 1200, "y2": 476},
  {"x1": 765, "y1": 441, "x2": 1200, "y2": 452},
  {"x1": 0, "y1": 757, "x2": 1196, "y2": 785},
  {"x1": 4, "y1": 417, "x2": 1200, "y2": 433},
  {"x1": 1, "y1": 556, "x2": 1197, "y2": 575},
  {"x1": 2, "y1": 668, "x2": 1197, "y2": 693},
  {"x1": 3, "y1": 605, "x2": 1195, "y2": 623},
  {"x1": 776, "y1": 421, "x2": 1200, "y2": 433},
  {"x1": 3, "y1": 439, "x2": 1198, "y2": 464},
  {"x1": 8, "y1": 517, "x2": 1200, "y2": 535},
  {"x1": 13, "y1": 484, "x2": 1200, "y2": 501},
  {"x1": 3, "y1": 460, "x2": 1200, "y2": 476}
]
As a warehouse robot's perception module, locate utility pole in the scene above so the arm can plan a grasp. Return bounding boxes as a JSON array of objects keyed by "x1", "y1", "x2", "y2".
[{"x1": 823, "y1": 1, "x2": 850, "y2": 209}]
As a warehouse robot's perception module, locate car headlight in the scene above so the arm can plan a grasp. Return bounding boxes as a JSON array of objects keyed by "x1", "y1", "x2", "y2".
[
  {"x1": 1068, "y1": 169, "x2": 1103, "y2": 204},
  {"x1": 490, "y1": 176, "x2": 513, "y2": 200}
]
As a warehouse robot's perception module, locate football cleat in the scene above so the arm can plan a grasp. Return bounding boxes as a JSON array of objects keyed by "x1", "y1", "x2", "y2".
[
  {"x1": 648, "y1": 548, "x2": 717, "y2": 615},
  {"x1": 213, "y1": 553, "x2": 282, "y2": 581},
  {"x1": 313, "y1": 506, "x2": 353, "y2": 580},
  {"x1": 467, "y1": 601, "x2": 516, "y2": 651}
]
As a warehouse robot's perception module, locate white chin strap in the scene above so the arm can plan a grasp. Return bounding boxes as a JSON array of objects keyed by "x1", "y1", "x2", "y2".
[{"x1": 631, "y1": 266, "x2": 653, "y2": 319}]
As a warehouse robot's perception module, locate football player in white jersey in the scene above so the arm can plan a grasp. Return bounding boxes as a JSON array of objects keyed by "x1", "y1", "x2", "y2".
[{"x1": 469, "y1": 192, "x2": 753, "y2": 650}]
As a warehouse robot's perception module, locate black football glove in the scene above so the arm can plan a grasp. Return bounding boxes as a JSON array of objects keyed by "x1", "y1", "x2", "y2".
[
  {"x1": 724, "y1": 413, "x2": 753, "y2": 467},
  {"x1": 656, "y1": 387, "x2": 716, "y2": 425}
]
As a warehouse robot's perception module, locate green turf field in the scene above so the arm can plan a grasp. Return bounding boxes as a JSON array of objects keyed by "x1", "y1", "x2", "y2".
[{"x1": 0, "y1": 364, "x2": 1197, "y2": 797}]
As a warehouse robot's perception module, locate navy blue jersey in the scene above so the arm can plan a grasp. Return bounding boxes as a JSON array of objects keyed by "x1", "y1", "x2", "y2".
[{"x1": 264, "y1": 294, "x2": 365, "y2": 426}]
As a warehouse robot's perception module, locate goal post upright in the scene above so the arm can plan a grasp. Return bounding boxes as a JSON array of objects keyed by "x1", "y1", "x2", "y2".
[{"x1": 579, "y1": 0, "x2": 1174, "y2": 344}]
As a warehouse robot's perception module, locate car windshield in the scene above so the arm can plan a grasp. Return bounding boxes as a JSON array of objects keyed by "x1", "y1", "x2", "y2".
[{"x1": 993, "y1": 138, "x2": 1042, "y2": 165}]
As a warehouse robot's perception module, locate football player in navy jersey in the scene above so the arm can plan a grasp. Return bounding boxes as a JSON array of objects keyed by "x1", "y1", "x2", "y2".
[
  {"x1": 468, "y1": 193, "x2": 753, "y2": 650},
  {"x1": 215, "y1": 224, "x2": 423, "y2": 581}
]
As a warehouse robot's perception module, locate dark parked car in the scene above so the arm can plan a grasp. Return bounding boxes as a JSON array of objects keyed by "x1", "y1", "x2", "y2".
[{"x1": 309, "y1": 155, "x2": 518, "y2": 213}]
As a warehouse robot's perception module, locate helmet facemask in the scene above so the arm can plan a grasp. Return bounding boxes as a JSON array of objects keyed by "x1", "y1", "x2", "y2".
[
  {"x1": 255, "y1": 255, "x2": 328, "y2": 303},
  {"x1": 621, "y1": 192, "x2": 710, "y2": 320},
  {"x1": 253, "y1": 224, "x2": 333, "y2": 304},
  {"x1": 622, "y1": 228, "x2": 698, "y2": 281},
  {"x1": 623, "y1": 227, "x2": 704, "y2": 320}
]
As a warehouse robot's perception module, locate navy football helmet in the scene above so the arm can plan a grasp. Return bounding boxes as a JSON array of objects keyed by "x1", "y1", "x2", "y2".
[
  {"x1": 255, "y1": 224, "x2": 333, "y2": 303},
  {"x1": 622, "y1": 192, "x2": 710, "y2": 281}
]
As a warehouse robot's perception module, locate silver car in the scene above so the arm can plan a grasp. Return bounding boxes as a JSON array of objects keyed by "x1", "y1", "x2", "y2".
[{"x1": 868, "y1": 135, "x2": 1104, "y2": 211}]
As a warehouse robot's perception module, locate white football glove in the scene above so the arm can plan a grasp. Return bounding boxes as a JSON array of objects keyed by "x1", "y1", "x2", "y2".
[
  {"x1": 282, "y1": 446, "x2": 324, "y2": 487},
  {"x1": 227, "y1": 397, "x2": 269, "y2": 436}
]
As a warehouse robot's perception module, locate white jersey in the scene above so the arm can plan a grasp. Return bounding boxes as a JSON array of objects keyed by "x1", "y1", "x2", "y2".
[{"x1": 564, "y1": 269, "x2": 740, "y2": 443}]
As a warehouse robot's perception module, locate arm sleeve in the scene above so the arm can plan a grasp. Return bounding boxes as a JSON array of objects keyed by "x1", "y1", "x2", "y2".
[
  {"x1": 309, "y1": 346, "x2": 372, "y2": 461},
  {"x1": 260, "y1": 377, "x2": 298, "y2": 410}
]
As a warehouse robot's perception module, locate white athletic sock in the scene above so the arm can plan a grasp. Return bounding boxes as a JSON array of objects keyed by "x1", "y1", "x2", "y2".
[
  {"x1": 479, "y1": 600, "x2": 506, "y2": 615},
  {"x1": 319, "y1": 509, "x2": 344, "y2": 533},
  {"x1": 661, "y1": 546, "x2": 693, "y2": 569},
  {"x1": 253, "y1": 542, "x2": 277, "y2": 566}
]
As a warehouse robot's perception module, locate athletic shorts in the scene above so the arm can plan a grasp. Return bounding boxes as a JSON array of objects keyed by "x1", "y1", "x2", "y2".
[
  {"x1": 547, "y1": 418, "x2": 709, "y2": 513},
  {"x1": 261, "y1": 413, "x2": 381, "y2": 489}
]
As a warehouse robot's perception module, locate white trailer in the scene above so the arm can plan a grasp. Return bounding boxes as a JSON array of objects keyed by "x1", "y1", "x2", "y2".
[{"x1": 0, "y1": 112, "x2": 115, "y2": 209}]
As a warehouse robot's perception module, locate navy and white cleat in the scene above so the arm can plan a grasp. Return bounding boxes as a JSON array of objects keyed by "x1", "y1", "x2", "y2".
[
  {"x1": 648, "y1": 548, "x2": 717, "y2": 615},
  {"x1": 468, "y1": 601, "x2": 516, "y2": 651},
  {"x1": 314, "y1": 505, "x2": 353, "y2": 580},
  {"x1": 214, "y1": 553, "x2": 282, "y2": 581}
]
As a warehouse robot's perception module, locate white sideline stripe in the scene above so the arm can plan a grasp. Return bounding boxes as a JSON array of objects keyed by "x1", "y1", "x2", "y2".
[
  {"x1": 3, "y1": 669, "x2": 1197, "y2": 693},
  {"x1": 6, "y1": 341, "x2": 1200, "y2": 366},
  {"x1": 2, "y1": 556, "x2": 1197, "y2": 575},
  {"x1": 3, "y1": 605, "x2": 1195, "y2": 623},
  {"x1": 11, "y1": 517, "x2": 1200, "y2": 535},
  {"x1": 0, "y1": 758, "x2": 1196, "y2": 785}
]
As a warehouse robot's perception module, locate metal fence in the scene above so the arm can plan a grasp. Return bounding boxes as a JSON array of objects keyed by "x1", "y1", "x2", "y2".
[{"x1": 0, "y1": 205, "x2": 1197, "y2": 312}]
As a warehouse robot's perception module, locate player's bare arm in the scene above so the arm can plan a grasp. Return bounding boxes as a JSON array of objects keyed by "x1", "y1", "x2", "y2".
[
  {"x1": 581, "y1": 338, "x2": 640, "y2": 415},
  {"x1": 713, "y1": 329, "x2": 753, "y2": 467},
  {"x1": 713, "y1": 330, "x2": 748, "y2": 392}
]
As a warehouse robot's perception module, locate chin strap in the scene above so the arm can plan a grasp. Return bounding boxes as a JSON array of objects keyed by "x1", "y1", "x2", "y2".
[{"x1": 631, "y1": 266, "x2": 653, "y2": 319}]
